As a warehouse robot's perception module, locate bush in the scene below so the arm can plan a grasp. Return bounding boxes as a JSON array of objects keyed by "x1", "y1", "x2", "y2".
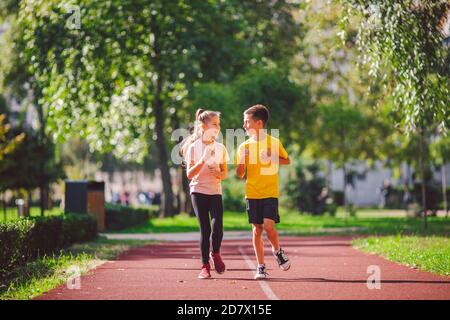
[
  {"x1": 0, "y1": 213, "x2": 97, "y2": 280},
  {"x1": 105, "y1": 204, "x2": 157, "y2": 231},
  {"x1": 285, "y1": 161, "x2": 329, "y2": 215},
  {"x1": 222, "y1": 177, "x2": 246, "y2": 212}
]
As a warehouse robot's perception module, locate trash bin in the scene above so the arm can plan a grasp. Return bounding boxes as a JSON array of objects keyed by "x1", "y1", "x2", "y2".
[{"x1": 65, "y1": 180, "x2": 105, "y2": 231}]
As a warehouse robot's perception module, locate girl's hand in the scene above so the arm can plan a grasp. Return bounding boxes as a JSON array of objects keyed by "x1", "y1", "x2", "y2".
[
  {"x1": 200, "y1": 144, "x2": 215, "y2": 164},
  {"x1": 208, "y1": 165, "x2": 221, "y2": 179}
]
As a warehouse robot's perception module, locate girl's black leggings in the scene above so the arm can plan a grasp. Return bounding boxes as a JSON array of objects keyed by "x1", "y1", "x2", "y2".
[{"x1": 191, "y1": 192, "x2": 224, "y2": 264}]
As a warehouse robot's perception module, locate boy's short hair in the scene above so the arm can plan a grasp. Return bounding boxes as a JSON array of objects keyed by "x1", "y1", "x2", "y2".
[{"x1": 244, "y1": 104, "x2": 269, "y2": 126}]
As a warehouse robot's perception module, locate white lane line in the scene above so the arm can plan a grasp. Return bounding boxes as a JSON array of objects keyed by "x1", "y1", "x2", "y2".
[{"x1": 238, "y1": 246, "x2": 280, "y2": 301}]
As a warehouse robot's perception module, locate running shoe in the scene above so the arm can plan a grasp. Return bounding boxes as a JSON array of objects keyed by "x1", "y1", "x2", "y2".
[
  {"x1": 254, "y1": 264, "x2": 268, "y2": 280},
  {"x1": 273, "y1": 248, "x2": 291, "y2": 271},
  {"x1": 210, "y1": 252, "x2": 226, "y2": 274},
  {"x1": 198, "y1": 263, "x2": 211, "y2": 279}
]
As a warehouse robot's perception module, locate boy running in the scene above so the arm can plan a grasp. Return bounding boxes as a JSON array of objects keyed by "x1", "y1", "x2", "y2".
[{"x1": 235, "y1": 104, "x2": 291, "y2": 279}]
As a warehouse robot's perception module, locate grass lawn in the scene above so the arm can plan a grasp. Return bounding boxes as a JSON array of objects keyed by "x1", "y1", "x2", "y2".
[
  {"x1": 0, "y1": 237, "x2": 155, "y2": 300},
  {"x1": 1, "y1": 206, "x2": 62, "y2": 222},
  {"x1": 117, "y1": 208, "x2": 450, "y2": 236},
  {"x1": 353, "y1": 236, "x2": 450, "y2": 276}
]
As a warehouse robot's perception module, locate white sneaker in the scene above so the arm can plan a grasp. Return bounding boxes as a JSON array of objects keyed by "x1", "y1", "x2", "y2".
[
  {"x1": 273, "y1": 248, "x2": 291, "y2": 271},
  {"x1": 254, "y1": 264, "x2": 268, "y2": 280}
]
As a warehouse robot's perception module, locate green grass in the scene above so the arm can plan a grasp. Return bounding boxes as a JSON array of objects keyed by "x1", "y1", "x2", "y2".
[
  {"x1": 1, "y1": 206, "x2": 63, "y2": 222},
  {"x1": 117, "y1": 208, "x2": 450, "y2": 236},
  {"x1": 0, "y1": 237, "x2": 155, "y2": 300},
  {"x1": 353, "y1": 236, "x2": 450, "y2": 276}
]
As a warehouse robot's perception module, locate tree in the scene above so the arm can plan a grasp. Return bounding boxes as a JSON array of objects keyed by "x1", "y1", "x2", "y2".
[
  {"x1": 0, "y1": 113, "x2": 24, "y2": 160},
  {"x1": 341, "y1": 0, "x2": 450, "y2": 228},
  {"x1": 308, "y1": 98, "x2": 379, "y2": 213},
  {"x1": 16, "y1": 0, "x2": 304, "y2": 217},
  {"x1": 0, "y1": 128, "x2": 65, "y2": 213},
  {"x1": 430, "y1": 132, "x2": 450, "y2": 217}
]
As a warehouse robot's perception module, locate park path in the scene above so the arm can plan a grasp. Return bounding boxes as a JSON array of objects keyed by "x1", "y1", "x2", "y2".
[{"x1": 36, "y1": 236, "x2": 450, "y2": 300}]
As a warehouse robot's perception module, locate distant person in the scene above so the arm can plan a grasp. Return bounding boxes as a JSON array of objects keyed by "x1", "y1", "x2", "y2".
[
  {"x1": 121, "y1": 190, "x2": 130, "y2": 206},
  {"x1": 235, "y1": 104, "x2": 291, "y2": 279},
  {"x1": 180, "y1": 108, "x2": 228, "y2": 279},
  {"x1": 402, "y1": 183, "x2": 412, "y2": 208},
  {"x1": 379, "y1": 178, "x2": 392, "y2": 208}
]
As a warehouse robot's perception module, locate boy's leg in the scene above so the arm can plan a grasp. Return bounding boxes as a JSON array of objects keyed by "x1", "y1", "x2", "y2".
[
  {"x1": 252, "y1": 224, "x2": 265, "y2": 265},
  {"x1": 263, "y1": 218, "x2": 280, "y2": 252}
]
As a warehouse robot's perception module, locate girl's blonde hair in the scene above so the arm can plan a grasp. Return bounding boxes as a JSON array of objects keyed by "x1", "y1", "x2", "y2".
[{"x1": 179, "y1": 108, "x2": 221, "y2": 163}]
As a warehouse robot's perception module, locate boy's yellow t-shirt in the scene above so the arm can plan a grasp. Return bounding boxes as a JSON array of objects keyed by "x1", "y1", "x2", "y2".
[{"x1": 235, "y1": 134, "x2": 289, "y2": 199}]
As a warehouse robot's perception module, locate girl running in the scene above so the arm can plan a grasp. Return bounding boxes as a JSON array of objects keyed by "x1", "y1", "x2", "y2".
[{"x1": 181, "y1": 108, "x2": 229, "y2": 279}]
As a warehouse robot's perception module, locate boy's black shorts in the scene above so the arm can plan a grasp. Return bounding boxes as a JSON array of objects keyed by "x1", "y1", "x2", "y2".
[{"x1": 246, "y1": 197, "x2": 280, "y2": 224}]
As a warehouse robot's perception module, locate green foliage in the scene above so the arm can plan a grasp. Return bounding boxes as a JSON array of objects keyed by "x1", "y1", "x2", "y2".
[
  {"x1": 285, "y1": 159, "x2": 330, "y2": 215},
  {"x1": 0, "y1": 113, "x2": 24, "y2": 160},
  {"x1": 0, "y1": 213, "x2": 97, "y2": 280},
  {"x1": 0, "y1": 128, "x2": 65, "y2": 191},
  {"x1": 340, "y1": 0, "x2": 450, "y2": 133},
  {"x1": 104, "y1": 203, "x2": 158, "y2": 231},
  {"x1": 222, "y1": 176, "x2": 246, "y2": 212},
  {"x1": 15, "y1": 0, "x2": 304, "y2": 162},
  {"x1": 191, "y1": 66, "x2": 313, "y2": 147},
  {"x1": 309, "y1": 98, "x2": 375, "y2": 166}
]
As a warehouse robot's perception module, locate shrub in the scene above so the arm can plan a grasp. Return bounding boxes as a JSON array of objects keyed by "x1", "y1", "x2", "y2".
[
  {"x1": 285, "y1": 161, "x2": 329, "y2": 215},
  {"x1": 105, "y1": 203, "x2": 156, "y2": 231},
  {"x1": 0, "y1": 213, "x2": 97, "y2": 280},
  {"x1": 222, "y1": 177, "x2": 246, "y2": 212}
]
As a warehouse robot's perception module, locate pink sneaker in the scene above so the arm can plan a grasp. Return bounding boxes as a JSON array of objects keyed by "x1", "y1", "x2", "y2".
[
  {"x1": 210, "y1": 252, "x2": 226, "y2": 274},
  {"x1": 198, "y1": 263, "x2": 211, "y2": 279}
]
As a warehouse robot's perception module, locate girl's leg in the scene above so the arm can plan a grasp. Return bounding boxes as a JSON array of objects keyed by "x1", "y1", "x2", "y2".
[
  {"x1": 191, "y1": 193, "x2": 212, "y2": 264},
  {"x1": 209, "y1": 195, "x2": 224, "y2": 253}
]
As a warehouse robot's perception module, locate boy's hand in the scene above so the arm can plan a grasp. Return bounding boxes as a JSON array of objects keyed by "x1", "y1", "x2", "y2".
[
  {"x1": 238, "y1": 147, "x2": 249, "y2": 164},
  {"x1": 260, "y1": 149, "x2": 271, "y2": 163},
  {"x1": 260, "y1": 148, "x2": 278, "y2": 164}
]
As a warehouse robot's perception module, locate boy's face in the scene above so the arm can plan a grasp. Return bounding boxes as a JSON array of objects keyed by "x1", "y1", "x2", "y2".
[{"x1": 243, "y1": 113, "x2": 263, "y2": 136}]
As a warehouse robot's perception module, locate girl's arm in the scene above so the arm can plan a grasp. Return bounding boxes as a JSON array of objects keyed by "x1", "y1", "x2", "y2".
[
  {"x1": 218, "y1": 162, "x2": 228, "y2": 180},
  {"x1": 187, "y1": 158, "x2": 205, "y2": 179},
  {"x1": 187, "y1": 145, "x2": 212, "y2": 179}
]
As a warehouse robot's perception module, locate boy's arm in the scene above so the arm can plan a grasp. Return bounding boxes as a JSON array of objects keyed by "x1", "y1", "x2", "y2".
[
  {"x1": 235, "y1": 145, "x2": 247, "y2": 179},
  {"x1": 236, "y1": 163, "x2": 246, "y2": 179},
  {"x1": 278, "y1": 141, "x2": 290, "y2": 165},
  {"x1": 279, "y1": 156, "x2": 290, "y2": 165}
]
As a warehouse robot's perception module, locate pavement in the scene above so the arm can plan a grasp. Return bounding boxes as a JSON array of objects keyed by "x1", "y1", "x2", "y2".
[{"x1": 36, "y1": 236, "x2": 450, "y2": 300}]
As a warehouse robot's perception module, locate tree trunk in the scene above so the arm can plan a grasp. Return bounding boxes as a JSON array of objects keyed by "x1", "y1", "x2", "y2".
[
  {"x1": 25, "y1": 189, "x2": 32, "y2": 217},
  {"x1": 35, "y1": 92, "x2": 46, "y2": 217},
  {"x1": 153, "y1": 79, "x2": 175, "y2": 218},
  {"x1": 151, "y1": 16, "x2": 175, "y2": 218},
  {"x1": 170, "y1": 109, "x2": 193, "y2": 216},
  {"x1": 342, "y1": 162, "x2": 347, "y2": 219},
  {"x1": 2, "y1": 192, "x2": 6, "y2": 222},
  {"x1": 182, "y1": 170, "x2": 194, "y2": 216},
  {"x1": 419, "y1": 127, "x2": 427, "y2": 229},
  {"x1": 442, "y1": 163, "x2": 448, "y2": 218}
]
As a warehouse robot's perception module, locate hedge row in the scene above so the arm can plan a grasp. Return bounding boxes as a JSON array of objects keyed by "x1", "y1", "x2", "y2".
[
  {"x1": 0, "y1": 213, "x2": 97, "y2": 277},
  {"x1": 105, "y1": 204, "x2": 158, "y2": 231}
]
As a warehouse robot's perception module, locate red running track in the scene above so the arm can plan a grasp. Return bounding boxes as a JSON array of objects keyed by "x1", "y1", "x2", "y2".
[{"x1": 36, "y1": 236, "x2": 450, "y2": 300}]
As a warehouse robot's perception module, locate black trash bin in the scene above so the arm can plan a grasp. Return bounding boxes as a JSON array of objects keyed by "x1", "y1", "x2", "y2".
[{"x1": 65, "y1": 180, "x2": 105, "y2": 231}]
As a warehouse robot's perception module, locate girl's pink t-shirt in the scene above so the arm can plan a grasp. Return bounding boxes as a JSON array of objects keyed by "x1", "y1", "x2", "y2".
[{"x1": 186, "y1": 139, "x2": 229, "y2": 195}]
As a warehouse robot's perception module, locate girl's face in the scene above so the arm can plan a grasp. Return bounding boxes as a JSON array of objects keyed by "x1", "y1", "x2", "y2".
[{"x1": 201, "y1": 115, "x2": 221, "y2": 140}]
